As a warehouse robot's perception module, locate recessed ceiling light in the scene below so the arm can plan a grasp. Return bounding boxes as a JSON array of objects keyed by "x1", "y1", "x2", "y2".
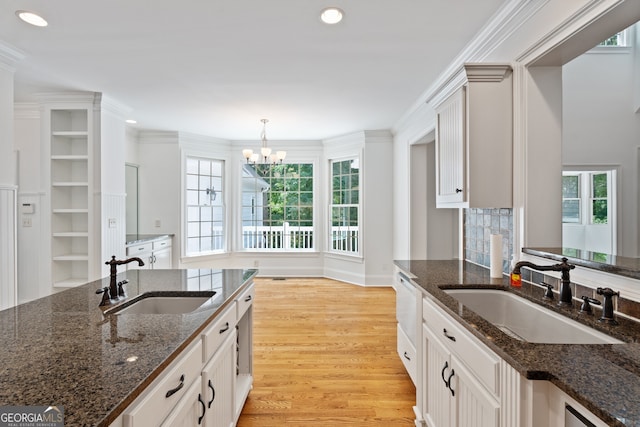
[
  {"x1": 320, "y1": 7, "x2": 344, "y2": 25},
  {"x1": 125, "y1": 119, "x2": 137, "y2": 124},
  {"x1": 15, "y1": 10, "x2": 48, "y2": 27}
]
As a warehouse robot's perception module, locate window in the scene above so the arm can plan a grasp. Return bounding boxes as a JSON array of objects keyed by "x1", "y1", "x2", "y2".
[
  {"x1": 242, "y1": 163, "x2": 314, "y2": 250},
  {"x1": 185, "y1": 157, "x2": 225, "y2": 255},
  {"x1": 330, "y1": 158, "x2": 360, "y2": 254},
  {"x1": 590, "y1": 172, "x2": 608, "y2": 224},
  {"x1": 562, "y1": 171, "x2": 613, "y2": 225},
  {"x1": 562, "y1": 174, "x2": 581, "y2": 223},
  {"x1": 599, "y1": 30, "x2": 628, "y2": 47}
]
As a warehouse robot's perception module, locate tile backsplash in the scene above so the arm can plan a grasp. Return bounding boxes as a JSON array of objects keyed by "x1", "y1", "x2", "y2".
[{"x1": 464, "y1": 208, "x2": 513, "y2": 273}]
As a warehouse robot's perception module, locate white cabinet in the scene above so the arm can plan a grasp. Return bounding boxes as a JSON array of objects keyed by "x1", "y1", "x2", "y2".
[
  {"x1": 161, "y1": 378, "x2": 205, "y2": 427},
  {"x1": 117, "y1": 281, "x2": 254, "y2": 427},
  {"x1": 123, "y1": 340, "x2": 203, "y2": 426},
  {"x1": 395, "y1": 271, "x2": 417, "y2": 385},
  {"x1": 434, "y1": 64, "x2": 513, "y2": 208},
  {"x1": 48, "y1": 108, "x2": 92, "y2": 287},
  {"x1": 422, "y1": 297, "x2": 500, "y2": 427},
  {"x1": 202, "y1": 330, "x2": 236, "y2": 427},
  {"x1": 234, "y1": 283, "x2": 255, "y2": 420},
  {"x1": 126, "y1": 237, "x2": 172, "y2": 269}
]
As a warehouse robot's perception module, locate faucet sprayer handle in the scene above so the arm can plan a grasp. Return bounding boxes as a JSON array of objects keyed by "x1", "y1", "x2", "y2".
[
  {"x1": 96, "y1": 287, "x2": 112, "y2": 306},
  {"x1": 541, "y1": 282, "x2": 554, "y2": 300},
  {"x1": 579, "y1": 296, "x2": 600, "y2": 314}
]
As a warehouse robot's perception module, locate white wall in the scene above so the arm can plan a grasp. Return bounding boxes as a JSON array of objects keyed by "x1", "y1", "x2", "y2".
[
  {"x1": 563, "y1": 43, "x2": 640, "y2": 256},
  {"x1": 14, "y1": 105, "x2": 46, "y2": 303}
]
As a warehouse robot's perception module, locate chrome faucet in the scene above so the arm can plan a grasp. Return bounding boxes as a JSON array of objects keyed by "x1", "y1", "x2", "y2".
[
  {"x1": 511, "y1": 257, "x2": 576, "y2": 306},
  {"x1": 105, "y1": 256, "x2": 145, "y2": 300}
]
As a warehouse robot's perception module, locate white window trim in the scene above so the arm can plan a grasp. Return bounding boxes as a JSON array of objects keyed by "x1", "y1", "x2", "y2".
[{"x1": 327, "y1": 155, "x2": 362, "y2": 257}]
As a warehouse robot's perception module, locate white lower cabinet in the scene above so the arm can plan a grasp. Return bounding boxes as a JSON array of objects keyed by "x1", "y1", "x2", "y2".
[
  {"x1": 161, "y1": 377, "x2": 205, "y2": 427},
  {"x1": 202, "y1": 328, "x2": 236, "y2": 426},
  {"x1": 422, "y1": 297, "x2": 500, "y2": 427},
  {"x1": 123, "y1": 340, "x2": 203, "y2": 426},
  {"x1": 116, "y1": 282, "x2": 254, "y2": 427}
]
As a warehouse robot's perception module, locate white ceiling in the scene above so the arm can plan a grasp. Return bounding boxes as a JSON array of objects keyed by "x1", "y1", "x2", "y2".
[{"x1": 1, "y1": 1, "x2": 506, "y2": 140}]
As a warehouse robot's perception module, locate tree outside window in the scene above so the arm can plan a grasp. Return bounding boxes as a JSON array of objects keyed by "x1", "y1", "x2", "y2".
[{"x1": 242, "y1": 163, "x2": 314, "y2": 250}]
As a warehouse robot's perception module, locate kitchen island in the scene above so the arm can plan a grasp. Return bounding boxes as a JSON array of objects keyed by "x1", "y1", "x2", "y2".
[
  {"x1": 395, "y1": 260, "x2": 640, "y2": 427},
  {"x1": 0, "y1": 268, "x2": 256, "y2": 426}
]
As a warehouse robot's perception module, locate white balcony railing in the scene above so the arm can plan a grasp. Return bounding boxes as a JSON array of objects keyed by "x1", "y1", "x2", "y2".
[{"x1": 242, "y1": 223, "x2": 358, "y2": 253}]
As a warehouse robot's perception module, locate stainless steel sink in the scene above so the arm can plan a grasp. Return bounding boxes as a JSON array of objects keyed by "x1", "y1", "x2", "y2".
[
  {"x1": 113, "y1": 294, "x2": 214, "y2": 315},
  {"x1": 444, "y1": 289, "x2": 622, "y2": 344}
]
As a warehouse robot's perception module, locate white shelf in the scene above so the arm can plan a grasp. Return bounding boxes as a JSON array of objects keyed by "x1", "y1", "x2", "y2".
[
  {"x1": 53, "y1": 254, "x2": 89, "y2": 261},
  {"x1": 52, "y1": 131, "x2": 88, "y2": 137},
  {"x1": 51, "y1": 181, "x2": 89, "y2": 187},
  {"x1": 52, "y1": 232, "x2": 89, "y2": 237},
  {"x1": 53, "y1": 278, "x2": 89, "y2": 288},
  {"x1": 52, "y1": 208, "x2": 89, "y2": 214},
  {"x1": 51, "y1": 155, "x2": 89, "y2": 160}
]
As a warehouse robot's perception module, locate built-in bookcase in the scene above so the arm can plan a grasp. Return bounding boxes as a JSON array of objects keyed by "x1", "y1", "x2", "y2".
[{"x1": 50, "y1": 109, "x2": 91, "y2": 287}]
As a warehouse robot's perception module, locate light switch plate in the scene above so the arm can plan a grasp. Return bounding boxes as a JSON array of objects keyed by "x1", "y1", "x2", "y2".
[{"x1": 108, "y1": 218, "x2": 116, "y2": 228}]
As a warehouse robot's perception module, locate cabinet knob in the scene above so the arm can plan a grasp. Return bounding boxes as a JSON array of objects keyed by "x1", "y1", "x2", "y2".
[
  {"x1": 403, "y1": 352, "x2": 411, "y2": 361},
  {"x1": 455, "y1": 188, "x2": 463, "y2": 193}
]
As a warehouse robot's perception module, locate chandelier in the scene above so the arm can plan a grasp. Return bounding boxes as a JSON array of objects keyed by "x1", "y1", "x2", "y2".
[{"x1": 242, "y1": 119, "x2": 286, "y2": 164}]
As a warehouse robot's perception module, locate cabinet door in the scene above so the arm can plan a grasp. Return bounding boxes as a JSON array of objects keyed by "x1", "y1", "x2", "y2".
[
  {"x1": 152, "y1": 247, "x2": 172, "y2": 269},
  {"x1": 202, "y1": 330, "x2": 236, "y2": 427},
  {"x1": 423, "y1": 325, "x2": 452, "y2": 427},
  {"x1": 161, "y1": 378, "x2": 205, "y2": 427},
  {"x1": 435, "y1": 87, "x2": 466, "y2": 206},
  {"x1": 450, "y1": 354, "x2": 500, "y2": 427}
]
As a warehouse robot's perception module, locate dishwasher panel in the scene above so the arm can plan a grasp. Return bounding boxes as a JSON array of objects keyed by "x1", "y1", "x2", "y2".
[{"x1": 566, "y1": 405, "x2": 597, "y2": 427}]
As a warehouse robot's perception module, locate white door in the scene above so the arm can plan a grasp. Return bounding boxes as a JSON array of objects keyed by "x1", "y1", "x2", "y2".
[
  {"x1": 423, "y1": 325, "x2": 452, "y2": 427},
  {"x1": 202, "y1": 331, "x2": 236, "y2": 427}
]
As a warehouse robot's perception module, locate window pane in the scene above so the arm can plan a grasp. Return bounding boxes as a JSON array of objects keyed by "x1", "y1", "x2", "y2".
[
  {"x1": 562, "y1": 176, "x2": 579, "y2": 198},
  {"x1": 242, "y1": 162, "x2": 314, "y2": 250},
  {"x1": 562, "y1": 200, "x2": 580, "y2": 223},
  {"x1": 187, "y1": 190, "x2": 199, "y2": 205},
  {"x1": 186, "y1": 158, "x2": 199, "y2": 174},
  {"x1": 185, "y1": 157, "x2": 225, "y2": 255},
  {"x1": 592, "y1": 173, "x2": 607, "y2": 198},
  {"x1": 592, "y1": 200, "x2": 608, "y2": 224}
]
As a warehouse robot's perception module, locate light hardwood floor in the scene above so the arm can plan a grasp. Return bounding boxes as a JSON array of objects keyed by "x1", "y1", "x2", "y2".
[{"x1": 237, "y1": 277, "x2": 416, "y2": 426}]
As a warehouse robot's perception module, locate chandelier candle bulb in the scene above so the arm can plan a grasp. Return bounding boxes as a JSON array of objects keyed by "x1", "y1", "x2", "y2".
[{"x1": 490, "y1": 234, "x2": 503, "y2": 278}]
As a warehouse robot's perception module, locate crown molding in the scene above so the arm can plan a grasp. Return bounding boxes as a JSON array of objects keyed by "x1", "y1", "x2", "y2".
[
  {"x1": 395, "y1": 0, "x2": 546, "y2": 122},
  {"x1": 464, "y1": 63, "x2": 513, "y2": 82},
  {"x1": 13, "y1": 103, "x2": 40, "y2": 119},
  {"x1": 0, "y1": 41, "x2": 25, "y2": 72}
]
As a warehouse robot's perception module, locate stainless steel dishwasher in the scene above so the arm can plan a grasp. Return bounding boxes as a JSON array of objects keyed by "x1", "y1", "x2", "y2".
[
  {"x1": 396, "y1": 272, "x2": 417, "y2": 346},
  {"x1": 566, "y1": 405, "x2": 597, "y2": 427}
]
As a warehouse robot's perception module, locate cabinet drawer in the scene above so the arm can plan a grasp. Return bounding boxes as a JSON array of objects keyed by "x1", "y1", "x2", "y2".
[
  {"x1": 202, "y1": 302, "x2": 237, "y2": 362},
  {"x1": 127, "y1": 243, "x2": 152, "y2": 256},
  {"x1": 153, "y1": 238, "x2": 171, "y2": 250},
  {"x1": 397, "y1": 324, "x2": 417, "y2": 385},
  {"x1": 123, "y1": 340, "x2": 203, "y2": 427},
  {"x1": 236, "y1": 283, "x2": 255, "y2": 321},
  {"x1": 423, "y1": 297, "x2": 500, "y2": 396}
]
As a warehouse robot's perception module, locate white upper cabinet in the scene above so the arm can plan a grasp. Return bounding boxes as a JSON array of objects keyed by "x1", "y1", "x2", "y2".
[{"x1": 434, "y1": 64, "x2": 513, "y2": 209}]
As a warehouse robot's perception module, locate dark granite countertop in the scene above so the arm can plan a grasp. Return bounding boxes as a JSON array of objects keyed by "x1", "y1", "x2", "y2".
[
  {"x1": 125, "y1": 233, "x2": 173, "y2": 246},
  {"x1": 395, "y1": 260, "x2": 640, "y2": 427},
  {"x1": 0, "y1": 268, "x2": 257, "y2": 426}
]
